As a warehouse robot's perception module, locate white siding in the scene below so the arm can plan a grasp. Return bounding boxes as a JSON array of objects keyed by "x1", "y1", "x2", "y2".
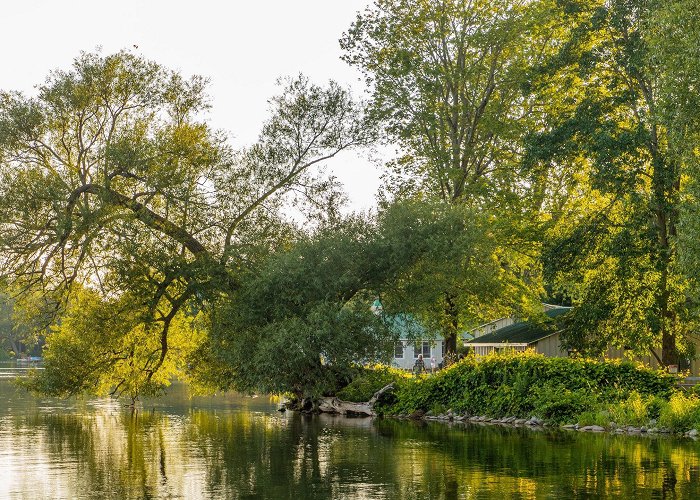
[
  {"x1": 533, "y1": 335, "x2": 567, "y2": 358},
  {"x1": 391, "y1": 339, "x2": 444, "y2": 370}
]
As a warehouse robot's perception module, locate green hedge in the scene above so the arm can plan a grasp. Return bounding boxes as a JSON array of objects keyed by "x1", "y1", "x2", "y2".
[
  {"x1": 373, "y1": 351, "x2": 677, "y2": 423},
  {"x1": 336, "y1": 365, "x2": 408, "y2": 402}
]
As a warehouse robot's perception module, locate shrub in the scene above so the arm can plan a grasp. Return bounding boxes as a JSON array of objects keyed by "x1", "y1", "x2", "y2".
[
  {"x1": 336, "y1": 365, "x2": 408, "y2": 402},
  {"x1": 606, "y1": 391, "x2": 666, "y2": 427},
  {"x1": 530, "y1": 383, "x2": 600, "y2": 424},
  {"x1": 658, "y1": 392, "x2": 700, "y2": 432},
  {"x1": 375, "y1": 351, "x2": 678, "y2": 423},
  {"x1": 577, "y1": 409, "x2": 612, "y2": 427}
]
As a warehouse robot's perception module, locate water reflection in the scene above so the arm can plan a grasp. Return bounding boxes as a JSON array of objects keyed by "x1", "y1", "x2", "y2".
[{"x1": 0, "y1": 374, "x2": 699, "y2": 499}]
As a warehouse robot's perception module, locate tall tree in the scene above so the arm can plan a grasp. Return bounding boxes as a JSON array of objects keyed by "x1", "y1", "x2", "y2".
[
  {"x1": 0, "y1": 52, "x2": 370, "y2": 398},
  {"x1": 342, "y1": 0, "x2": 543, "y2": 203},
  {"x1": 527, "y1": 0, "x2": 700, "y2": 365},
  {"x1": 341, "y1": 0, "x2": 553, "y2": 351},
  {"x1": 648, "y1": 0, "x2": 700, "y2": 292}
]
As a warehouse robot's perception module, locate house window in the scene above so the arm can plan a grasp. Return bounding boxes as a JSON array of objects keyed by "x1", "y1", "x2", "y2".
[
  {"x1": 440, "y1": 341, "x2": 444, "y2": 358},
  {"x1": 414, "y1": 341, "x2": 431, "y2": 358},
  {"x1": 394, "y1": 342, "x2": 404, "y2": 359}
]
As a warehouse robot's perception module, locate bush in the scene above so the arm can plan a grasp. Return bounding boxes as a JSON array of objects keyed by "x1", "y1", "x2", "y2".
[
  {"x1": 658, "y1": 392, "x2": 700, "y2": 432},
  {"x1": 377, "y1": 351, "x2": 677, "y2": 423},
  {"x1": 577, "y1": 409, "x2": 612, "y2": 427},
  {"x1": 530, "y1": 383, "x2": 600, "y2": 424},
  {"x1": 605, "y1": 391, "x2": 666, "y2": 427},
  {"x1": 336, "y1": 365, "x2": 408, "y2": 402}
]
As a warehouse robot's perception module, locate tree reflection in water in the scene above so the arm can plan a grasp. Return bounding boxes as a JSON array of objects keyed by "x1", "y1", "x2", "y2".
[{"x1": 0, "y1": 380, "x2": 699, "y2": 498}]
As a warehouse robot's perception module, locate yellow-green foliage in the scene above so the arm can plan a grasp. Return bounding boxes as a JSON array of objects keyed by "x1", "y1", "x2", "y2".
[
  {"x1": 605, "y1": 391, "x2": 665, "y2": 427},
  {"x1": 658, "y1": 392, "x2": 700, "y2": 431},
  {"x1": 27, "y1": 287, "x2": 206, "y2": 400},
  {"x1": 376, "y1": 351, "x2": 676, "y2": 423}
]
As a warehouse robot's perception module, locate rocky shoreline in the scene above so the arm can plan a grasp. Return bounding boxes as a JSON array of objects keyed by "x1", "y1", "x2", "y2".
[{"x1": 387, "y1": 410, "x2": 700, "y2": 439}]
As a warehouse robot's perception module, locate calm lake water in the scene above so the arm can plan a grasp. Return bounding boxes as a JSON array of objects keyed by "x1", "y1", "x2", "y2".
[{"x1": 1, "y1": 363, "x2": 700, "y2": 499}]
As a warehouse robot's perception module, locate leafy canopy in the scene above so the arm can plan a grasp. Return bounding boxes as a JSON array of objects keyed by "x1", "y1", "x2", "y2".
[{"x1": 0, "y1": 51, "x2": 370, "y2": 399}]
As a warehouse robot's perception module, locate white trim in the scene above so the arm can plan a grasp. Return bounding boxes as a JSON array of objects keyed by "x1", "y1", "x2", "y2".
[{"x1": 467, "y1": 343, "x2": 529, "y2": 348}]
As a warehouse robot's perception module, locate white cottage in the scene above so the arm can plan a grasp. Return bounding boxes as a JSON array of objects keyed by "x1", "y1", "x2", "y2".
[
  {"x1": 391, "y1": 336, "x2": 445, "y2": 371},
  {"x1": 372, "y1": 302, "x2": 472, "y2": 370}
]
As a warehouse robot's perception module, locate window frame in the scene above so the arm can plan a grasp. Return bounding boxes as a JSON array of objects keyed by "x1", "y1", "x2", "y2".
[{"x1": 415, "y1": 341, "x2": 431, "y2": 358}]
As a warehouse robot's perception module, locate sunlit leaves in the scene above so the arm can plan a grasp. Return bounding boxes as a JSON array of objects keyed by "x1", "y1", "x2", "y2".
[
  {"x1": 529, "y1": 0, "x2": 700, "y2": 363},
  {"x1": 0, "y1": 51, "x2": 369, "y2": 398}
]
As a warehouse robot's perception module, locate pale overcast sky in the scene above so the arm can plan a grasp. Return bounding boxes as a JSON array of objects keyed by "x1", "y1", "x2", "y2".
[{"x1": 1, "y1": 0, "x2": 382, "y2": 211}]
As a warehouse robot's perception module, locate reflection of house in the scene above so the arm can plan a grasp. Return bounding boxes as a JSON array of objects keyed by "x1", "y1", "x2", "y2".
[{"x1": 466, "y1": 305, "x2": 700, "y2": 376}]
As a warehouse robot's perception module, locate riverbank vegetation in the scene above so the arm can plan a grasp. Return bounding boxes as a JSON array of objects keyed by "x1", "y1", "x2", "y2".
[{"x1": 337, "y1": 352, "x2": 700, "y2": 433}]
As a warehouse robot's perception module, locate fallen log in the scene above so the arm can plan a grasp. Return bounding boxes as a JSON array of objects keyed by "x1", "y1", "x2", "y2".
[{"x1": 317, "y1": 383, "x2": 395, "y2": 416}]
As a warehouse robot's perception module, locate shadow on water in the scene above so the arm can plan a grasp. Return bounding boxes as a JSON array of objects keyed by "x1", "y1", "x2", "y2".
[{"x1": 1, "y1": 377, "x2": 699, "y2": 499}]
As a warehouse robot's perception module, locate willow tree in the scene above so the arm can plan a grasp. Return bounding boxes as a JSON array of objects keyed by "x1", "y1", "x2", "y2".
[
  {"x1": 341, "y1": 0, "x2": 560, "y2": 351},
  {"x1": 0, "y1": 52, "x2": 370, "y2": 399}
]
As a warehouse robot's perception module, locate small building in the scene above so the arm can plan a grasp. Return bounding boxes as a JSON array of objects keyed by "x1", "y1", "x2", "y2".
[
  {"x1": 378, "y1": 310, "x2": 472, "y2": 370},
  {"x1": 466, "y1": 307, "x2": 571, "y2": 357},
  {"x1": 467, "y1": 306, "x2": 700, "y2": 376},
  {"x1": 391, "y1": 337, "x2": 445, "y2": 371}
]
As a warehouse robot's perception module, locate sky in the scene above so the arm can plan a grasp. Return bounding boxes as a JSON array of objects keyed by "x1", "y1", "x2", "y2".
[{"x1": 0, "y1": 0, "x2": 382, "y2": 211}]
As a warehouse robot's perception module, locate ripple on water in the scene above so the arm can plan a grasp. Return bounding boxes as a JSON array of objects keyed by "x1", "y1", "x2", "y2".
[{"x1": 1, "y1": 380, "x2": 700, "y2": 499}]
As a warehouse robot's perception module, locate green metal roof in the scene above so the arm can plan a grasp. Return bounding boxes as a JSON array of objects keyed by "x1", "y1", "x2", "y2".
[
  {"x1": 467, "y1": 307, "x2": 570, "y2": 344},
  {"x1": 382, "y1": 313, "x2": 473, "y2": 341},
  {"x1": 384, "y1": 313, "x2": 428, "y2": 338}
]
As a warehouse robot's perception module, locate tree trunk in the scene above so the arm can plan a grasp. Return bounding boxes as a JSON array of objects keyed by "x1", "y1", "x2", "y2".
[
  {"x1": 317, "y1": 398, "x2": 375, "y2": 416},
  {"x1": 317, "y1": 383, "x2": 395, "y2": 416},
  {"x1": 649, "y1": 140, "x2": 680, "y2": 367},
  {"x1": 444, "y1": 293, "x2": 459, "y2": 354},
  {"x1": 661, "y1": 329, "x2": 678, "y2": 367}
]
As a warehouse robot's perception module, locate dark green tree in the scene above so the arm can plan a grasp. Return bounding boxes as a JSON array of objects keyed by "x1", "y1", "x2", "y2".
[{"x1": 196, "y1": 200, "x2": 524, "y2": 399}]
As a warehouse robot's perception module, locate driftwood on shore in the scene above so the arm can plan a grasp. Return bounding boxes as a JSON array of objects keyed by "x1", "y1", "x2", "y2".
[{"x1": 317, "y1": 383, "x2": 394, "y2": 416}]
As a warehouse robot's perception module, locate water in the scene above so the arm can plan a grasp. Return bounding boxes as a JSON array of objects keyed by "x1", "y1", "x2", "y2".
[{"x1": 1, "y1": 363, "x2": 699, "y2": 499}]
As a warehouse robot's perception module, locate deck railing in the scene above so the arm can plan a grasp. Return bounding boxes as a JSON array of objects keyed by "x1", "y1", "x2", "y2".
[{"x1": 468, "y1": 343, "x2": 529, "y2": 357}]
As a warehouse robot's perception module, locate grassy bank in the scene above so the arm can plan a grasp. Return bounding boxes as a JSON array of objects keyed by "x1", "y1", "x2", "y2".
[{"x1": 338, "y1": 351, "x2": 700, "y2": 432}]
